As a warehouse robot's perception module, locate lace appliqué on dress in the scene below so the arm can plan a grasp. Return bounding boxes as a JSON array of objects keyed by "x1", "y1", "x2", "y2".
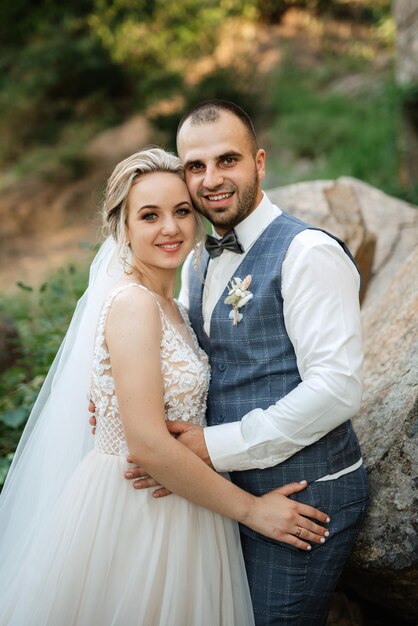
[{"x1": 90, "y1": 284, "x2": 210, "y2": 456}]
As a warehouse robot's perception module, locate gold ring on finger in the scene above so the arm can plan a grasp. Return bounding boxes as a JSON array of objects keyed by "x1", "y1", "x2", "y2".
[{"x1": 295, "y1": 525, "x2": 302, "y2": 538}]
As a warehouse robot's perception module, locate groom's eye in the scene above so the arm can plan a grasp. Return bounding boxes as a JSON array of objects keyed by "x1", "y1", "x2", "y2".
[{"x1": 189, "y1": 162, "x2": 203, "y2": 172}]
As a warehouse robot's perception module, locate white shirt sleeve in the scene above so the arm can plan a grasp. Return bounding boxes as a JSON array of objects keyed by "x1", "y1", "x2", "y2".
[
  {"x1": 178, "y1": 253, "x2": 193, "y2": 310},
  {"x1": 203, "y1": 230, "x2": 364, "y2": 473}
]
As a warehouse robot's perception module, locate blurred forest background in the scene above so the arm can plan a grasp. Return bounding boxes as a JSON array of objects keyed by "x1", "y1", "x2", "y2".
[{"x1": 0, "y1": 0, "x2": 415, "y2": 506}]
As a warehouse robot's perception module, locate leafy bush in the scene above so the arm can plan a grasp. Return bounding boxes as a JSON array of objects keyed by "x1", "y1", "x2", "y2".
[{"x1": 0, "y1": 256, "x2": 93, "y2": 490}]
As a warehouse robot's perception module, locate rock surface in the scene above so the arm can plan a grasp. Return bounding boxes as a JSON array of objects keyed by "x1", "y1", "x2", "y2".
[
  {"x1": 269, "y1": 177, "x2": 418, "y2": 307},
  {"x1": 346, "y1": 245, "x2": 418, "y2": 621},
  {"x1": 269, "y1": 179, "x2": 378, "y2": 301}
]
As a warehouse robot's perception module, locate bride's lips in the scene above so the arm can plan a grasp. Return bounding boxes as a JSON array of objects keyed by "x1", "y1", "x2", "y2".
[{"x1": 156, "y1": 241, "x2": 183, "y2": 253}]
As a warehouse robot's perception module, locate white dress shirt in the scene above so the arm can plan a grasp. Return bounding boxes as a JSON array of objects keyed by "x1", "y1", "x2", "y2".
[{"x1": 179, "y1": 193, "x2": 363, "y2": 480}]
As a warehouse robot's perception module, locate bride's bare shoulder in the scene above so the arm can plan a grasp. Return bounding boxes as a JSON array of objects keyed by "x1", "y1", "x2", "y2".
[{"x1": 106, "y1": 283, "x2": 161, "y2": 338}]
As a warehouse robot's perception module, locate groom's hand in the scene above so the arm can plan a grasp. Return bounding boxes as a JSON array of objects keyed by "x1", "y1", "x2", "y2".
[
  {"x1": 124, "y1": 422, "x2": 214, "y2": 498},
  {"x1": 166, "y1": 421, "x2": 214, "y2": 469}
]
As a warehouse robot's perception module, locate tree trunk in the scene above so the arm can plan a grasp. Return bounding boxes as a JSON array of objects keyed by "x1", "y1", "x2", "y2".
[{"x1": 394, "y1": 0, "x2": 418, "y2": 191}]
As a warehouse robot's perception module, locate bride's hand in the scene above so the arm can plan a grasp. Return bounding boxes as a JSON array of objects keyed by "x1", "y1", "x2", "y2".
[
  {"x1": 88, "y1": 400, "x2": 97, "y2": 434},
  {"x1": 125, "y1": 456, "x2": 172, "y2": 497},
  {"x1": 244, "y1": 481, "x2": 330, "y2": 551}
]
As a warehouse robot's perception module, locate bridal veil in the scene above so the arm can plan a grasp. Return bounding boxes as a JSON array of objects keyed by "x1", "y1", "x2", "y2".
[{"x1": 0, "y1": 237, "x2": 122, "y2": 588}]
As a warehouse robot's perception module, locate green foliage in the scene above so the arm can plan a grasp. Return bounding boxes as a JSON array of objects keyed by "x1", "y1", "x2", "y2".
[
  {"x1": 264, "y1": 60, "x2": 416, "y2": 203},
  {"x1": 257, "y1": 0, "x2": 391, "y2": 24},
  {"x1": 0, "y1": 255, "x2": 93, "y2": 490},
  {"x1": 0, "y1": 0, "x2": 258, "y2": 169},
  {"x1": 152, "y1": 64, "x2": 266, "y2": 151},
  {"x1": 0, "y1": 21, "x2": 130, "y2": 164}
]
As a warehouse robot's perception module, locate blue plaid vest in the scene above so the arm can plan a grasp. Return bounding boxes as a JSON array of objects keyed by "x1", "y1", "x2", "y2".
[{"x1": 188, "y1": 212, "x2": 362, "y2": 493}]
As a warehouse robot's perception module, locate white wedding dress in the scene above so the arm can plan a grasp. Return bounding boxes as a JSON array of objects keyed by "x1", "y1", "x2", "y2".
[{"x1": 0, "y1": 284, "x2": 254, "y2": 626}]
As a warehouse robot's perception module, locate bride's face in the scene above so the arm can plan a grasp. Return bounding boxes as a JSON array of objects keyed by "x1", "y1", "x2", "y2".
[{"x1": 126, "y1": 171, "x2": 197, "y2": 272}]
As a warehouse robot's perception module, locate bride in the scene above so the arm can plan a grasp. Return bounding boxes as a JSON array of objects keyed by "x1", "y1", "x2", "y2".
[{"x1": 0, "y1": 148, "x2": 329, "y2": 626}]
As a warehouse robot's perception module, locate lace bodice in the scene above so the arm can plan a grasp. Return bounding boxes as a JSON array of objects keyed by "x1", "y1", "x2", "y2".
[{"x1": 90, "y1": 283, "x2": 210, "y2": 456}]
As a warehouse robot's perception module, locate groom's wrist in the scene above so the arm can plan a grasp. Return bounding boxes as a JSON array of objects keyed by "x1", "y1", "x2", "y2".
[{"x1": 204, "y1": 421, "x2": 246, "y2": 472}]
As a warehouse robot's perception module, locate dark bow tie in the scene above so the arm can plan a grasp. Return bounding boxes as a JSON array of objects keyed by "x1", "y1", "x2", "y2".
[{"x1": 205, "y1": 230, "x2": 244, "y2": 259}]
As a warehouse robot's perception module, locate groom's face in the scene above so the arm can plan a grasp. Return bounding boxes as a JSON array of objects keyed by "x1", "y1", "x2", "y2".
[{"x1": 177, "y1": 111, "x2": 265, "y2": 235}]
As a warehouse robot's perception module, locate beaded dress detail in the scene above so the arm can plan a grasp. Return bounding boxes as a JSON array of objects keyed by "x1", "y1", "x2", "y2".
[{"x1": 91, "y1": 283, "x2": 210, "y2": 457}]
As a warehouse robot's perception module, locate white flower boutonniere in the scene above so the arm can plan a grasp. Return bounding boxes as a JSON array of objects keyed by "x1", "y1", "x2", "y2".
[{"x1": 224, "y1": 275, "x2": 253, "y2": 326}]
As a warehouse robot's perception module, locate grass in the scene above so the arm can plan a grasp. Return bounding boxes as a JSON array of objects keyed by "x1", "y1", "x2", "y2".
[{"x1": 262, "y1": 60, "x2": 416, "y2": 203}]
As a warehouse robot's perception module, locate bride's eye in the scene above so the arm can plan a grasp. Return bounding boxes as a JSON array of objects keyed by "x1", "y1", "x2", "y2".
[
  {"x1": 142, "y1": 212, "x2": 158, "y2": 221},
  {"x1": 176, "y1": 208, "x2": 192, "y2": 216}
]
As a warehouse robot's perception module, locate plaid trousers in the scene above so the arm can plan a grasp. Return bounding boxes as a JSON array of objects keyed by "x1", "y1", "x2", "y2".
[{"x1": 239, "y1": 465, "x2": 369, "y2": 626}]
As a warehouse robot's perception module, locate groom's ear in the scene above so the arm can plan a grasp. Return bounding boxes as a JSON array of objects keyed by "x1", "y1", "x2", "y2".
[{"x1": 256, "y1": 149, "x2": 266, "y2": 182}]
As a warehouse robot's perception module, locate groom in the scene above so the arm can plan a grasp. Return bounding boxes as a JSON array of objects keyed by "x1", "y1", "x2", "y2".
[{"x1": 130, "y1": 100, "x2": 368, "y2": 624}]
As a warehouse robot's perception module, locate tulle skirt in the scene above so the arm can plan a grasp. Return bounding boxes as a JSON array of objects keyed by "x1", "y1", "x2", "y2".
[{"x1": 0, "y1": 450, "x2": 254, "y2": 626}]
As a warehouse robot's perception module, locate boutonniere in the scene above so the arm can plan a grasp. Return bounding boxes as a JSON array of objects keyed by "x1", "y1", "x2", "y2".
[{"x1": 224, "y1": 275, "x2": 253, "y2": 326}]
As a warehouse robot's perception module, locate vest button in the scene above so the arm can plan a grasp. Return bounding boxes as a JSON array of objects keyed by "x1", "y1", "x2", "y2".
[
  {"x1": 218, "y1": 363, "x2": 226, "y2": 371},
  {"x1": 217, "y1": 415, "x2": 225, "y2": 423}
]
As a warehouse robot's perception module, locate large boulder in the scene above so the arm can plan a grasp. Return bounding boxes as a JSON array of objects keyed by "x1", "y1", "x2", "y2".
[
  {"x1": 268, "y1": 179, "x2": 377, "y2": 301},
  {"x1": 346, "y1": 245, "x2": 418, "y2": 620},
  {"x1": 268, "y1": 177, "x2": 418, "y2": 622},
  {"x1": 268, "y1": 177, "x2": 418, "y2": 306}
]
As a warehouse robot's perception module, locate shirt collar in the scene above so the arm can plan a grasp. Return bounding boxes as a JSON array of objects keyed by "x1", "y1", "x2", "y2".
[{"x1": 232, "y1": 192, "x2": 282, "y2": 252}]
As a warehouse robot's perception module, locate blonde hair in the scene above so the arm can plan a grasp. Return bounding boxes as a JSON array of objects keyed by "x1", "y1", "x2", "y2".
[{"x1": 102, "y1": 147, "x2": 204, "y2": 257}]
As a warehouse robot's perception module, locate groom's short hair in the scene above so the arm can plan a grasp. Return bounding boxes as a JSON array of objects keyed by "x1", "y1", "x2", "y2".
[{"x1": 177, "y1": 100, "x2": 258, "y2": 153}]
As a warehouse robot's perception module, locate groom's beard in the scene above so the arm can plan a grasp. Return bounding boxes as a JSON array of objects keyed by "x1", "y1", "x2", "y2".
[{"x1": 194, "y1": 167, "x2": 259, "y2": 232}]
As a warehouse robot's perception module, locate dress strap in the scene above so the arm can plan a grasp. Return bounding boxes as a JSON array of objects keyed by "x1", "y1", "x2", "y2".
[{"x1": 100, "y1": 282, "x2": 166, "y2": 329}]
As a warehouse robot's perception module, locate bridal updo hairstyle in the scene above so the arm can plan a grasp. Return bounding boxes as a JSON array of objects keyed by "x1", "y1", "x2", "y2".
[{"x1": 102, "y1": 147, "x2": 203, "y2": 257}]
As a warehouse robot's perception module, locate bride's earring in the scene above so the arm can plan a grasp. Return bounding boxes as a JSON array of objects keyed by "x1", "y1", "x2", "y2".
[
  {"x1": 120, "y1": 241, "x2": 132, "y2": 274},
  {"x1": 192, "y1": 239, "x2": 201, "y2": 274}
]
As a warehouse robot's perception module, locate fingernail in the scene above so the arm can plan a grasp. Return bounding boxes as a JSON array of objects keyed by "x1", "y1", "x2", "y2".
[
  {"x1": 320, "y1": 537, "x2": 326, "y2": 543},
  {"x1": 324, "y1": 531, "x2": 330, "y2": 537},
  {"x1": 125, "y1": 472, "x2": 133, "y2": 479},
  {"x1": 299, "y1": 480, "x2": 307, "y2": 484},
  {"x1": 306, "y1": 545, "x2": 311, "y2": 551},
  {"x1": 326, "y1": 517, "x2": 331, "y2": 523}
]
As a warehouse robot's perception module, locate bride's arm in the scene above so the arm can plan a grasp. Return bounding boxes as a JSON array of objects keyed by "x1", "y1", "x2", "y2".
[{"x1": 106, "y1": 287, "x2": 330, "y2": 550}]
